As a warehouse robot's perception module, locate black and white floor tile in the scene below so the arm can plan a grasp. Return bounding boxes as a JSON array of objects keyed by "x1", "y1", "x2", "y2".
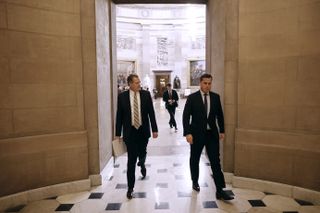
[
  {"x1": 3, "y1": 155, "x2": 319, "y2": 213},
  {"x1": 2, "y1": 99, "x2": 319, "y2": 213}
]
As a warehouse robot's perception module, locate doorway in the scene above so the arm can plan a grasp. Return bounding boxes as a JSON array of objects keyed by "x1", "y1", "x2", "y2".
[{"x1": 154, "y1": 72, "x2": 171, "y2": 98}]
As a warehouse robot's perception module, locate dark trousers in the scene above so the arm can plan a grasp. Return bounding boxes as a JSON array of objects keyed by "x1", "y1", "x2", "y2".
[
  {"x1": 166, "y1": 106, "x2": 177, "y2": 127},
  {"x1": 125, "y1": 127, "x2": 148, "y2": 190},
  {"x1": 190, "y1": 130, "x2": 226, "y2": 192}
]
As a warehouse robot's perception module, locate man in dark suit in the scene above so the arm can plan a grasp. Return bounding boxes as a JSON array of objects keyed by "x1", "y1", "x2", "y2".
[
  {"x1": 182, "y1": 73, "x2": 234, "y2": 200},
  {"x1": 162, "y1": 83, "x2": 179, "y2": 131},
  {"x1": 115, "y1": 74, "x2": 158, "y2": 199}
]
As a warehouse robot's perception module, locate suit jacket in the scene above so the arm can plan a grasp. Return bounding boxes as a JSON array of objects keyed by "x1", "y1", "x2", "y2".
[
  {"x1": 116, "y1": 90, "x2": 158, "y2": 142},
  {"x1": 162, "y1": 89, "x2": 179, "y2": 108},
  {"x1": 183, "y1": 90, "x2": 224, "y2": 141}
]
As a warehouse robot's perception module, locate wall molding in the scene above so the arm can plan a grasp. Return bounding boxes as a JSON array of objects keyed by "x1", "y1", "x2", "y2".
[
  {"x1": 225, "y1": 173, "x2": 320, "y2": 205},
  {"x1": 0, "y1": 179, "x2": 91, "y2": 212}
]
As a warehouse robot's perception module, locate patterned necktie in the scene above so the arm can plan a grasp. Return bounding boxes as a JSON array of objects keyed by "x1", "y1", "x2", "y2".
[
  {"x1": 204, "y1": 93, "x2": 208, "y2": 117},
  {"x1": 133, "y1": 92, "x2": 140, "y2": 129}
]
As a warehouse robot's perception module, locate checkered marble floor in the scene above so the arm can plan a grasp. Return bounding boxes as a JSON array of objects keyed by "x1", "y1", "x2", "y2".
[
  {"x1": 2, "y1": 99, "x2": 319, "y2": 213},
  {"x1": 3, "y1": 155, "x2": 320, "y2": 213}
]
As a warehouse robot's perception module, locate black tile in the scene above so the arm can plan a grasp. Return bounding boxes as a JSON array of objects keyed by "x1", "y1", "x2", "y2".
[
  {"x1": 122, "y1": 170, "x2": 127, "y2": 173},
  {"x1": 178, "y1": 192, "x2": 192, "y2": 197},
  {"x1": 203, "y1": 201, "x2": 218, "y2": 208},
  {"x1": 108, "y1": 176, "x2": 113, "y2": 181},
  {"x1": 145, "y1": 164, "x2": 151, "y2": 167},
  {"x1": 295, "y1": 199, "x2": 313, "y2": 206},
  {"x1": 55, "y1": 204, "x2": 74, "y2": 211},
  {"x1": 133, "y1": 192, "x2": 146, "y2": 198},
  {"x1": 157, "y1": 169, "x2": 168, "y2": 173},
  {"x1": 248, "y1": 200, "x2": 266, "y2": 207},
  {"x1": 113, "y1": 164, "x2": 120, "y2": 168},
  {"x1": 115, "y1": 183, "x2": 127, "y2": 189},
  {"x1": 5, "y1": 204, "x2": 26, "y2": 212},
  {"x1": 173, "y1": 163, "x2": 182, "y2": 167},
  {"x1": 205, "y1": 162, "x2": 211, "y2": 166},
  {"x1": 105, "y1": 203, "x2": 121, "y2": 211},
  {"x1": 155, "y1": 202, "x2": 169, "y2": 209},
  {"x1": 156, "y1": 183, "x2": 168, "y2": 188},
  {"x1": 88, "y1": 192, "x2": 104, "y2": 199}
]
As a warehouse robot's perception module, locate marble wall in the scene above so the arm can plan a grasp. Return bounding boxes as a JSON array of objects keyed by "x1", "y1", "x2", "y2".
[
  {"x1": 96, "y1": 0, "x2": 113, "y2": 172},
  {"x1": 235, "y1": 0, "x2": 320, "y2": 191},
  {"x1": 222, "y1": 0, "x2": 239, "y2": 172},
  {"x1": 0, "y1": 0, "x2": 97, "y2": 196}
]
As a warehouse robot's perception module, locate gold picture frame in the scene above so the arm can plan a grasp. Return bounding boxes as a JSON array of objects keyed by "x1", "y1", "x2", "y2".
[{"x1": 189, "y1": 60, "x2": 206, "y2": 86}]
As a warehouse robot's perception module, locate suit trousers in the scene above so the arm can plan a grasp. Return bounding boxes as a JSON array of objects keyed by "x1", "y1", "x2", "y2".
[
  {"x1": 125, "y1": 126, "x2": 148, "y2": 189},
  {"x1": 166, "y1": 106, "x2": 177, "y2": 127},
  {"x1": 190, "y1": 130, "x2": 226, "y2": 191}
]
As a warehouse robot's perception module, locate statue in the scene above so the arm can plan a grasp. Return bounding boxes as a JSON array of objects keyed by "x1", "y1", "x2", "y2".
[{"x1": 173, "y1": 76, "x2": 181, "y2": 89}]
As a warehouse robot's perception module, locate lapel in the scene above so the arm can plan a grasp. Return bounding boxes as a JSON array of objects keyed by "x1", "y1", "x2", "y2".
[
  {"x1": 124, "y1": 91, "x2": 132, "y2": 117},
  {"x1": 139, "y1": 90, "x2": 144, "y2": 115},
  {"x1": 209, "y1": 92, "x2": 214, "y2": 114}
]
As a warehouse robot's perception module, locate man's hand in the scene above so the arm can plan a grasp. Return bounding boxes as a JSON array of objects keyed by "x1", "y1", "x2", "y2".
[
  {"x1": 152, "y1": 132, "x2": 158, "y2": 138},
  {"x1": 186, "y1": 134, "x2": 193, "y2": 144},
  {"x1": 219, "y1": 133, "x2": 225, "y2": 141}
]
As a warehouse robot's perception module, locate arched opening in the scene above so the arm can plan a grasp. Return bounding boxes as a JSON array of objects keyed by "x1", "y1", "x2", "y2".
[{"x1": 93, "y1": 0, "x2": 229, "y2": 173}]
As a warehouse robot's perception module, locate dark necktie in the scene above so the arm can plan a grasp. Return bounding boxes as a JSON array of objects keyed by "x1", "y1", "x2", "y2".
[{"x1": 204, "y1": 93, "x2": 208, "y2": 116}]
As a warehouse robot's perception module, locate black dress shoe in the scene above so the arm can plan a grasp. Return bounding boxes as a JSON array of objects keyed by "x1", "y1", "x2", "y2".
[
  {"x1": 141, "y1": 165, "x2": 146, "y2": 179},
  {"x1": 216, "y1": 190, "x2": 234, "y2": 200},
  {"x1": 192, "y1": 182, "x2": 200, "y2": 192},
  {"x1": 127, "y1": 189, "x2": 133, "y2": 199}
]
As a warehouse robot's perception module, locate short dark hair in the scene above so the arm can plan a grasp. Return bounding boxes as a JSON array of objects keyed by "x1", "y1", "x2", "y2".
[
  {"x1": 127, "y1": 74, "x2": 139, "y2": 85},
  {"x1": 166, "y1": 83, "x2": 171, "y2": 87},
  {"x1": 200, "y1": 73, "x2": 212, "y2": 82}
]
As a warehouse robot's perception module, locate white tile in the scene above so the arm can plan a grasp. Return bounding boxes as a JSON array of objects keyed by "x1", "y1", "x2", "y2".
[
  {"x1": 70, "y1": 199, "x2": 107, "y2": 213},
  {"x1": 247, "y1": 207, "x2": 278, "y2": 213},
  {"x1": 232, "y1": 188, "x2": 266, "y2": 200},
  {"x1": 263, "y1": 195, "x2": 300, "y2": 212},
  {"x1": 216, "y1": 197, "x2": 251, "y2": 213}
]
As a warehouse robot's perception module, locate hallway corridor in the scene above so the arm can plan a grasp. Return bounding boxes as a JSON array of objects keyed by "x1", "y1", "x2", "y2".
[{"x1": 2, "y1": 99, "x2": 319, "y2": 213}]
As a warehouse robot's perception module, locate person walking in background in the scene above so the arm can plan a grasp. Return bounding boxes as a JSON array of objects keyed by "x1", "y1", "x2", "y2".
[
  {"x1": 115, "y1": 74, "x2": 158, "y2": 199},
  {"x1": 182, "y1": 73, "x2": 234, "y2": 200},
  {"x1": 163, "y1": 83, "x2": 179, "y2": 131}
]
